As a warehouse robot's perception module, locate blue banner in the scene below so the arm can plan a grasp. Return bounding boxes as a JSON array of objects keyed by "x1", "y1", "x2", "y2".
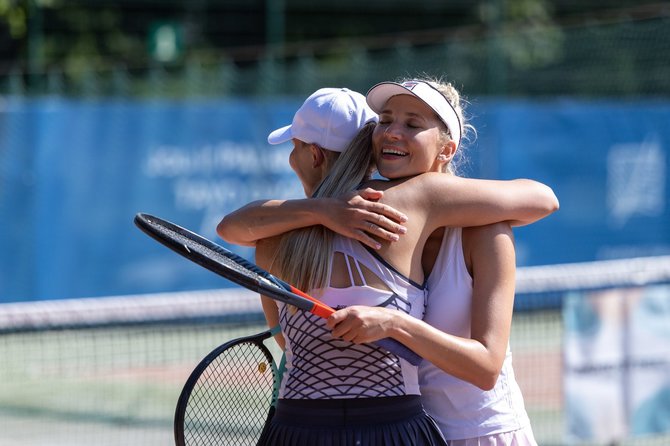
[
  {"x1": 474, "y1": 101, "x2": 669, "y2": 266},
  {"x1": 1, "y1": 98, "x2": 668, "y2": 302}
]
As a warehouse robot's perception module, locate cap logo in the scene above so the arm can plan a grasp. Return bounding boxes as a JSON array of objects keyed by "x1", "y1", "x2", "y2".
[{"x1": 366, "y1": 80, "x2": 463, "y2": 149}]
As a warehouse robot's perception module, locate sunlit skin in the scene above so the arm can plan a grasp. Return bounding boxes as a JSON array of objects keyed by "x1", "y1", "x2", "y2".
[{"x1": 373, "y1": 95, "x2": 457, "y2": 180}]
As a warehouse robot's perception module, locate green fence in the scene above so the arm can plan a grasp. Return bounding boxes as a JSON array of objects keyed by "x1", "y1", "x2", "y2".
[{"x1": 1, "y1": 16, "x2": 668, "y2": 98}]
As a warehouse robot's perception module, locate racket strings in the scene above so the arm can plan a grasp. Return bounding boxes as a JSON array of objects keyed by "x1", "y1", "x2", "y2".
[{"x1": 183, "y1": 341, "x2": 276, "y2": 445}]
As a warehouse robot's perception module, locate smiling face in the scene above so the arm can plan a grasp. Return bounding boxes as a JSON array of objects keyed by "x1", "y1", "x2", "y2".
[{"x1": 372, "y1": 94, "x2": 452, "y2": 180}]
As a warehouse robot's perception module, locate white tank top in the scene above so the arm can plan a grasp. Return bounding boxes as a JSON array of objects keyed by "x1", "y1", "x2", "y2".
[
  {"x1": 419, "y1": 227, "x2": 531, "y2": 439},
  {"x1": 278, "y1": 235, "x2": 426, "y2": 399}
]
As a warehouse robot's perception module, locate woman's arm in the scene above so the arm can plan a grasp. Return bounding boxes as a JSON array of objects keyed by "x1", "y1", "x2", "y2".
[
  {"x1": 409, "y1": 173, "x2": 559, "y2": 229},
  {"x1": 217, "y1": 199, "x2": 319, "y2": 247},
  {"x1": 327, "y1": 222, "x2": 516, "y2": 390},
  {"x1": 486, "y1": 178, "x2": 559, "y2": 226},
  {"x1": 217, "y1": 188, "x2": 408, "y2": 249}
]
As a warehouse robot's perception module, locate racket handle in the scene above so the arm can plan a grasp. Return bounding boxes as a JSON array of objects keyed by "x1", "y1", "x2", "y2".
[{"x1": 373, "y1": 338, "x2": 423, "y2": 366}]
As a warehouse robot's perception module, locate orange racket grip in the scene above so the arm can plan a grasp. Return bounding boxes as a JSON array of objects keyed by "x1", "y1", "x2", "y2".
[{"x1": 289, "y1": 286, "x2": 335, "y2": 319}]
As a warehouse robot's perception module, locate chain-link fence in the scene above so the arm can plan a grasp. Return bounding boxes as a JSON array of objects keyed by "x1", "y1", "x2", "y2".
[{"x1": 1, "y1": 15, "x2": 668, "y2": 98}]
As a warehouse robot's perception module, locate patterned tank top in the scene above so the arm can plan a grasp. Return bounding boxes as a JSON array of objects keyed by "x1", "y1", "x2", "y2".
[{"x1": 278, "y1": 235, "x2": 426, "y2": 399}]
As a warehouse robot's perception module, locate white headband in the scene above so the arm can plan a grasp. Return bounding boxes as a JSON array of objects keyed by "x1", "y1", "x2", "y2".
[{"x1": 366, "y1": 80, "x2": 462, "y2": 149}]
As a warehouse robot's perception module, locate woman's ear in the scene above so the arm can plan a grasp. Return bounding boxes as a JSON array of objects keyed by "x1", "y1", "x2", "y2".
[
  {"x1": 311, "y1": 144, "x2": 326, "y2": 168},
  {"x1": 439, "y1": 140, "x2": 458, "y2": 163}
]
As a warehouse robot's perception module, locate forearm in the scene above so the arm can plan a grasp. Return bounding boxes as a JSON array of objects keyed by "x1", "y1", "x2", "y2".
[
  {"x1": 421, "y1": 174, "x2": 559, "y2": 228},
  {"x1": 389, "y1": 312, "x2": 501, "y2": 390},
  {"x1": 467, "y1": 178, "x2": 559, "y2": 227},
  {"x1": 217, "y1": 199, "x2": 322, "y2": 246},
  {"x1": 218, "y1": 191, "x2": 408, "y2": 249},
  {"x1": 328, "y1": 305, "x2": 504, "y2": 390}
]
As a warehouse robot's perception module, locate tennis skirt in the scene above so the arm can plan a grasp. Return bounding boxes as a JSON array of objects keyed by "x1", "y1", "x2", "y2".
[
  {"x1": 445, "y1": 426, "x2": 538, "y2": 446},
  {"x1": 258, "y1": 395, "x2": 447, "y2": 446}
]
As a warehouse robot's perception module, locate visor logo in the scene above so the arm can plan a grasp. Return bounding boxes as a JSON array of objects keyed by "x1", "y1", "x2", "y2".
[{"x1": 402, "y1": 81, "x2": 419, "y2": 90}]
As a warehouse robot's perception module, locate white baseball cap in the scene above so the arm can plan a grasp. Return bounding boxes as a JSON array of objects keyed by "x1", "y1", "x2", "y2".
[
  {"x1": 366, "y1": 80, "x2": 462, "y2": 149},
  {"x1": 267, "y1": 88, "x2": 378, "y2": 152}
]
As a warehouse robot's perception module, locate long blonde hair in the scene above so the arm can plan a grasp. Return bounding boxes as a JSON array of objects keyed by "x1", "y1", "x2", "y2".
[{"x1": 274, "y1": 122, "x2": 376, "y2": 293}]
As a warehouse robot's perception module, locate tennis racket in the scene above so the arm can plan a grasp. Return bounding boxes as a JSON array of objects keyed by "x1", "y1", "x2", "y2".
[
  {"x1": 174, "y1": 329, "x2": 280, "y2": 446},
  {"x1": 134, "y1": 212, "x2": 422, "y2": 365}
]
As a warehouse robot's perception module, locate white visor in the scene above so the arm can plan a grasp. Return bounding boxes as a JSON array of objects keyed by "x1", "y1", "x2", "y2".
[{"x1": 366, "y1": 80, "x2": 462, "y2": 149}]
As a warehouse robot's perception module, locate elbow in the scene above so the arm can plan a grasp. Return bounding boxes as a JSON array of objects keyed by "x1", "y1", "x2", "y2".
[
  {"x1": 477, "y1": 374, "x2": 500, "y2": 391},
  {"x1": 441, "y1": 361, "x2": 501, "y2": 390},
  {"x1": 216, "y1": 216, "x2": 244, "y2": 245},
  {"x1": 527, "y1": 184, "x2": 559, "y2": 223},
  {"x1": 541, "y1": 185, "x2": 560, "y2": 216},
  {"x1": 474, "y1": 368, "x2": 501, "y2": 391},
  {"x1": 511, "y1": 181, "x2": 560, "y2": 227},
  {"x1": 546, "y1": 189, "x2": 560, "y2": 215},
  {"x1": 467, "y1": 357, "x2": 503, "y2": 390},
  {"x1": 216, "y1": 218, "x2": 230, "y2": 242}
]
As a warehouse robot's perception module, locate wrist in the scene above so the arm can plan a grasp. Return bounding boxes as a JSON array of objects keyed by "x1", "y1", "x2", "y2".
[
  {"x1": 386, "y1": 309, "x2": 412, "y2": 340},
  {"x1": 310, "y1": 197, "x2": 332, "y2": 226}
]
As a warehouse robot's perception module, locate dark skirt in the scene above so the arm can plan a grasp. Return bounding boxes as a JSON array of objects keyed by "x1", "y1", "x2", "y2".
[{"x1": 258, "y1": 395, "x2": 447, "y2": 446}]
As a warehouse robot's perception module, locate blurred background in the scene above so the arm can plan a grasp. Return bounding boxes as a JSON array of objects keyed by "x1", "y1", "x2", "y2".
[{"x1": 0, "y1": 1, "x2": 669, "y2": 445}]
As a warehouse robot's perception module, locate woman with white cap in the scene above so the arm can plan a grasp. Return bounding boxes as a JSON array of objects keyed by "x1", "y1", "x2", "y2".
[
  {"x1": 219, "y1": 82, "x2": 555, "y2": 445},
  {"x1": 219, "y1": 86, "x2": 411, "y2": 250}
]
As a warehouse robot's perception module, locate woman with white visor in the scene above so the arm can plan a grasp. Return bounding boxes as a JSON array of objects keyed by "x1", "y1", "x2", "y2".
[{"x1": 329, "y1": 77, "x2": 542, "y2": 445}]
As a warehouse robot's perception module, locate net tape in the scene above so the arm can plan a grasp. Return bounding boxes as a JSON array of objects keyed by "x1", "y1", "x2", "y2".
[
  {"x1": 515, "y1": 255, "x2": 670, "y2": 294},
  {"x1": 1, "y1": 255, "x2": 669, "y2": 332},
  {"x1": 0, "y1": 288, "x2": 262, "y2": 333}
]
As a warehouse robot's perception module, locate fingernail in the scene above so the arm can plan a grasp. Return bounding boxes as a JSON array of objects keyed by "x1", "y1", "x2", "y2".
[
  {"x1": 390, "y1": 235, "x2": 399, "y2": 241},
  {"x1": 399, "y1": 226, "x2": 407, "y2": 234}
]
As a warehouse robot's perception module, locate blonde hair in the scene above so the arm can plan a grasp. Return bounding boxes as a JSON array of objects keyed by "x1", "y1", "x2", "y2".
[
  {"x1": 400, "y1": 75, "x2": 475, "y2": 175},
  {"x1": 274, "y1": 122, "x2": 376, "y2": 293}
]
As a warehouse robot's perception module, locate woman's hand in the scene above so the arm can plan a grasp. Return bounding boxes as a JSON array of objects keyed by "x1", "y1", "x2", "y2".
[
  {"x1": 320, "y1": 188, "x2": 408, "y2": 249},
  {"x1": 327, "y1": 305, "x2": 401, "y2": 344}
]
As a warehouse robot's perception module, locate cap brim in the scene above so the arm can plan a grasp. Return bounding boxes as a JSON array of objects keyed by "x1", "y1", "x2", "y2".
[
  {"x1": 267, "y1": 124, "x2": 293, "y2": 145},
  {"x1": 366, "y1": 82, "x2": 414, "y2": 113}
]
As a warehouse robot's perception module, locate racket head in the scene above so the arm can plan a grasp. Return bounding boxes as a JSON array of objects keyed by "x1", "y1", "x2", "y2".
[
  {"x1": 174, "y1": 330, "x2": 279, "y2": 446},
  {"x1": 134, "y1": 213, "x2": 324, "y2": 315}
]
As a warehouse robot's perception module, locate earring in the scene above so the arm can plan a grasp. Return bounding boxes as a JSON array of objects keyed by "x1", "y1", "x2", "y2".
[{"x1": 437, "y1": 154, "x2": 448, "y2": 162}]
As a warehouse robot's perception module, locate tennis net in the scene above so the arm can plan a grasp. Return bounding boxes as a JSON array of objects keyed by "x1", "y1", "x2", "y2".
[
  {"x1": 0, "y1": 289, "x2": 271, "y2": 446},
  {"x1": 1, "y1": 256, "x2": 669, "y2": 446}
]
